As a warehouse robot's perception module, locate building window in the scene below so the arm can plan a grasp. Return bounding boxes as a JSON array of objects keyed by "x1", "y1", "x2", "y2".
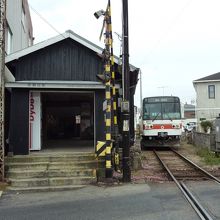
[{"x1": 208, "y1": 85, "x2": 215, "y2": 99}]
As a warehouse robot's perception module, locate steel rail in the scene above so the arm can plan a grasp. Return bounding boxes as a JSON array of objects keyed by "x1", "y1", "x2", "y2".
[
  {"x1": 171, "y1": 149, "x2": 220, "y2": 184},
  {"x1": 180, "y1": 182, "x2": 214, "y2": 220},
  {"x1": 153, "y1": 150, "x2": 213, "y2": 220}
]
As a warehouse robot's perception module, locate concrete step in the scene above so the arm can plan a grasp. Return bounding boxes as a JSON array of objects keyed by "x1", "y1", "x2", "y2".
[
  {"x1": 5, "y1": 153, "x2": 104, "y2": 191},
  {"x1": 9, "y1": 176, "x2": 96, "y2": 187},
  {"x1": 6, "y1": 169, "x2": 95, "y2": 179},
  {"x1": 7, "y1": 185, "x2": 86, "y2": 192},
  {"x1": 5, "y1": 160, "x2": 101, "y2": 170},
  {"x1": 5, "y1": 154, "x2": 95, "y2": 163}
]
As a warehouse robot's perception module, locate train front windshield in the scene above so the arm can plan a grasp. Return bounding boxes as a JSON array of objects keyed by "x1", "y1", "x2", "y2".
[{"x1": 143, "y1": 97, "x2": 181, "y2": 120}]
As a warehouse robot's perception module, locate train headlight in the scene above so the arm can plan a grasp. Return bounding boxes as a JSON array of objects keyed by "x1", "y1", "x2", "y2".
[
  {"x1": 172, "y1": 124, "x2": 180, "y2": 128},
  {"x1": 143, "y1": 124, "x2": 153, "y2": 130}
]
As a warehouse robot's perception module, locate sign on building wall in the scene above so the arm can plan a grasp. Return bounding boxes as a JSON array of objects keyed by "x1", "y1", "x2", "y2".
[{"x1": 29, "y1": 92, "x2": 41, "y2": 151}]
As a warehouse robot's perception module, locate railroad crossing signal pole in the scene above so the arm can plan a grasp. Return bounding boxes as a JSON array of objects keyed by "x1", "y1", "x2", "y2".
[
  {"x1": 104, "y1": 9, "x2": 113, "y2": 178},
  {"x1": 0, "y1": 0, "x2": 6, "y2": 181},
  {"x1": 95, "y1": 1, "x2": 113, "y2": 178},
  {"x1": 107, "y1": 1, "x2": 120, "y2": 170},
  {"x1": 95, "y1": 0, "x2": 130, "y2": 178},
  {"x1": 122, "y1": 0, "x2": 131, "y2": 182}
]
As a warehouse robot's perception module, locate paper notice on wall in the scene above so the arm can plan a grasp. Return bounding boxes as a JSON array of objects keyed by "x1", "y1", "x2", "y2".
[{"x1": 29, "y1": 92, "x2": 41, "y2": 151}]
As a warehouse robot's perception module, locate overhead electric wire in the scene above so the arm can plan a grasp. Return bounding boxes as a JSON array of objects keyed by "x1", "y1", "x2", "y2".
[{"x1": 29, "y1": 4, "x2": 66, "y2": 40}]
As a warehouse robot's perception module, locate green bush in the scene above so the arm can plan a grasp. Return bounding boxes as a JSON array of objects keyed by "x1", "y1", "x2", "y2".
[
  {"x1": 197, "y1": 148, "x2": 220, "y2": 165},
  {"x1": 200, "y1": 120, "x2": 212, "y2": 133}
]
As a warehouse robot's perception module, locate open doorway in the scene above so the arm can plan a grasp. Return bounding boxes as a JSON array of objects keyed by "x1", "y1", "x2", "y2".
[{"x1": 41, "y1": 92, "x2": 94, "y2": 151}]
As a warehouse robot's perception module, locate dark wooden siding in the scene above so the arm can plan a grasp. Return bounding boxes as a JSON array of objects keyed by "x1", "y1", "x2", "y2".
[
  {"x1": 11, "y1": 39, "x2": 104, "y2": 81},
  {"x1": 6, "y1": 37, "x2": 139, "y2": 155},
  {"x1": 5, "y1": 90, "x2": 11, "y2": 155},
  {"x1": 9, "y1": 89, "x2": 29, "y2": 155}
]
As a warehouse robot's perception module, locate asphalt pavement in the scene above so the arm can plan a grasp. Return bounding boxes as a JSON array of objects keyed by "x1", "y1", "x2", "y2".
[
  {"x1": 0, "y1": 182, "x2": 218, "y2": 220},
  {"x1": 187, "y1": 181, "x2": 220, "y2": 219}
]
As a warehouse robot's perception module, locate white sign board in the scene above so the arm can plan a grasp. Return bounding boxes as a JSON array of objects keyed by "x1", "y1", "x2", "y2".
[
  {"x1": 103, "y1": 100, "x2": 107, "y2": 111},
  {"x1": 29, "y1": 92, "x2": 41, "y2": 151},
  {"x1": 123, "y1": 120, "x2": 129, "y2": 131}
]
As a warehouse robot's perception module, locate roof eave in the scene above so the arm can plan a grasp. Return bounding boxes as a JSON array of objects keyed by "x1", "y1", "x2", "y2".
[
  {"x1": 5, "y1": 80, "x2": 106, "y2": 89},
  {"x1": 193, "y1": 79, "x2": 220, "y2": 83}
]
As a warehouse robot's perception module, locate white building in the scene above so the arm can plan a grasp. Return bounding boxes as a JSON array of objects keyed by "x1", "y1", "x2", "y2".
[
  {"x1": 193, "y1": 72, "x2": 220, "y2": 131},
  {"x1": 5, "y1": 0, "x2": 33, "y2": 55}
]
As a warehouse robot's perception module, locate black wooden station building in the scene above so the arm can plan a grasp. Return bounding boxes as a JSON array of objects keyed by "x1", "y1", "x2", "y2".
[{"x1": 5, "y1": 30, "x2": 139, "y2": 155}]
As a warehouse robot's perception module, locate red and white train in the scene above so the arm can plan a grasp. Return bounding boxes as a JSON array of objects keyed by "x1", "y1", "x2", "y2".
[{"x1": 141, "y1": 96, "x2": 182, "y2": 148}]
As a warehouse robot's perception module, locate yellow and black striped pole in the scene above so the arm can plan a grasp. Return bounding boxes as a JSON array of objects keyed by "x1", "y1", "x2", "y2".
[
  {"x1": 107, "y1": 1, "x2": 120, "y2": 168},
  {"x1": 108, "y1": 1, "x2": 118, "y2": 134},
  {"x1": 104, "y1": 4, "x2": 113, "y2": 178}
]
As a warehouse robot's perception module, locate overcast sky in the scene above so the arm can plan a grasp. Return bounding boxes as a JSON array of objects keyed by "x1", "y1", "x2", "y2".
[{"x1": 28, "y1": 0, "x2": 220, "y2": 107}]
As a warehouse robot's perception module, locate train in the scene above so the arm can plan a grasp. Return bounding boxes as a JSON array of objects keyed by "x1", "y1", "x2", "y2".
[{"x1": 141, "y1": 96, "x2": 182, "y2": 149}]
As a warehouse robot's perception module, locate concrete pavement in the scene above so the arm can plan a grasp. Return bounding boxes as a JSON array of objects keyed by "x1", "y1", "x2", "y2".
[{"x1": 0, "y1": 182, "x2": 203, "y2": 220}]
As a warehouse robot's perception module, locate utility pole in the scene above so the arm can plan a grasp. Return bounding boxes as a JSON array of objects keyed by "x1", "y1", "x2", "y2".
[
  {"x1": 139, "y1": 69, "x2": 143, "y2": 114},
  {"x1": 158, "y1": 86, "x2": 167, "y2": 96},
  {"x1": 0, "y1": 0, "x2": 6, "y2": 181},
  {"x1": 122, "y1": 0, "x2": 131, "y2": 182}
]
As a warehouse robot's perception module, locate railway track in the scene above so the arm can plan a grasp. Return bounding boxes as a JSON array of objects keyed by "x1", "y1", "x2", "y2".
[{"x1": 153, "y1": 148, "x2": 220, "y2": 220}]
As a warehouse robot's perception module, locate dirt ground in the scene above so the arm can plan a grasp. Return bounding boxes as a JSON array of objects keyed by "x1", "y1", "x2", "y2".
[
  {"x1": 178, "y1": 141, "x2": 220, "y2": 176},
  {"x1": 178, "y1": 142, "x2": 207, "y2": 166},
  {"x1": 131, "y1": 141, "x2": 220, "y2": 184}
]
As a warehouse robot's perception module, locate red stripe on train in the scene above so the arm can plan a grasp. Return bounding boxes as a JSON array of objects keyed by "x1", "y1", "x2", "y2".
[
  {"x1": 153, "y1": 124, "x2": 173, "y2": 129},
  {"x1": 144, "y1": 124, "x2": 180, "y2": 130}
]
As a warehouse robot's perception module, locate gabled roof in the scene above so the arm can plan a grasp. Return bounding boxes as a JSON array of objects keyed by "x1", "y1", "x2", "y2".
[
  {"x1": 184, "y1": 103, "x2": 195, "y2": 108},
  {"x1": 184, "y1": 104, "x2": 195, "y2": 111},
  {"x1": 193, "y1": 72, "x2": 220, "y2": 83},
  {"x1": 5, "y1": 30, "x2": 137, "y2": 71}
]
